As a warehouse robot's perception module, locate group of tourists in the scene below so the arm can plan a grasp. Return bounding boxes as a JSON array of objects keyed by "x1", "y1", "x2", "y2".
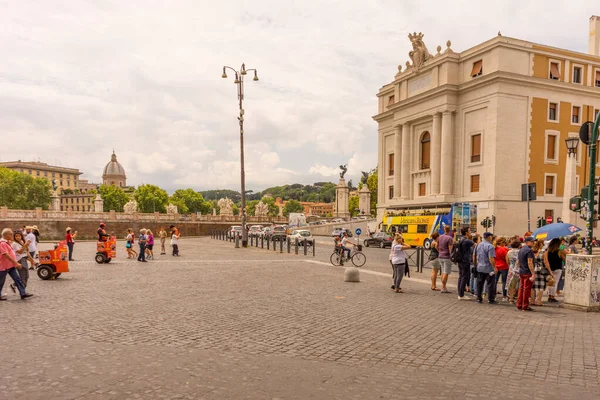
[
  {"x1": 123, "y1": 225, "x2": 180, "y2": 262},
  {"x1": 0, "y1": 227, "x2": 36, "y2": 301},
  {"x1": 388, "y1": 224, "x2": 576, "y2": 312}
]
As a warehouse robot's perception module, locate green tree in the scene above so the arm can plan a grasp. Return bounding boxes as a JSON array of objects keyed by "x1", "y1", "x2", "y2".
[
  {"x1": 232, "y1": 204, "x2": 240, "y2": 216},
  {"x1": 99, "y1": 184, "x2": 130, "y2": 212},
  {"x1": 367, "y1": 168, "x2": 378, "y2": 217},
  {"x1": 260, "y1": 196, "x2": 280, "y2": 216},
  {"x1": 134, "y1": 184, "x2": 169, "y2": 213},
  {"x1": 200, "y1": 189, "x2": 241, "y2": 203},
  {"x1": 348, "y1": 195, "x2": 359, "y2": 217},
  {"x1": 0, "y1": 167, "x2": 52, "y2": 209},
  {"x1": 245, "y1": 199, "x2": 260, "y2": 216},
  {"x1": 283, "y1": 199, "x2": 304, "y2": 217},
  {"x1": 170, "y1": 189, "x2": 211, "y2": 215}
]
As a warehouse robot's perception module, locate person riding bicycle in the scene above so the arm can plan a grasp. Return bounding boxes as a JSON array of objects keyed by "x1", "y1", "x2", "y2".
[
  {"x1": 97, "y1": 222, "x2": 109, "y2": 242},
  {"x1": 340, "y1": 232, "x2": 356, "y2": 261}
]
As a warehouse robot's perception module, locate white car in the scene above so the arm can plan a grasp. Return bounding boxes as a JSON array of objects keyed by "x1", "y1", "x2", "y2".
[
  {"x1": 228, "y1": 226, "x2": 242, "y2": 239},
  {"x1": 289, "y1": 229, "x2": 314, "y2": 245},
  {"x1": 249, "y1": 225, "x2": 263, "y2": 237}
]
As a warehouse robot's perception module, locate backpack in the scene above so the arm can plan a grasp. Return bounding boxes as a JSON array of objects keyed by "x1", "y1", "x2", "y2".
[{"x1": 450, "y1": 240, "x2": 463, "y2": 263}]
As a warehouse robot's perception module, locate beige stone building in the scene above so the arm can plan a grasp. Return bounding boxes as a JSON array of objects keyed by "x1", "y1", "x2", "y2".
[
  {"x1": 374, "y1": 17, "x2": 600, "y2": 235},
  {"x1": 0, "y1": 160, "x2": 83, "y2": 190}
]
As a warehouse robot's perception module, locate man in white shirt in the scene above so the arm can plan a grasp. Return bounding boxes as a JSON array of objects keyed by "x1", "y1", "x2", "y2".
[{"x1": 24, "y1": 226, "x2": 38, "y2": 269}]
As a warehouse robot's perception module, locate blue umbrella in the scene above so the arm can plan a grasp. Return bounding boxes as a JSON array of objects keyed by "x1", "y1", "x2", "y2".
[{"x1": 532, "y1": 223, "x2": 581, "y2": 240}]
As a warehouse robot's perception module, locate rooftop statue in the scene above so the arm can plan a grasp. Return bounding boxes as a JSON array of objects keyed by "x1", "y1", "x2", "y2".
[{"x1": 408, "y1": 32, "x2": 432, "y2": 70}]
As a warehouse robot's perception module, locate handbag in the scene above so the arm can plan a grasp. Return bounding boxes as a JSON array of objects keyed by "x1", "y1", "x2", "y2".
[
  {"x1": 546, "y1": 275, "x2": 556, "y2": 287},
  {"x1": 126, "y1": 242, "x2": 131, "y2": 248},
  {"x1": 428, "y1": 247, "x2": 439, "y2": 261}
]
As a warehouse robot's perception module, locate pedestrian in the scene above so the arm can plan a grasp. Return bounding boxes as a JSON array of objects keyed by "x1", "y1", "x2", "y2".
[
  {"x1": 389, "y1": 239, "x2": 396, "y2": 290},
  {"x1": 145, "y1": 229, "x2": 155, "y2": 260},
  {"x1": 125, "y1": 229, "x2": 137, "y2": 259},
  {"x1": 473, "y1": 232, "x2": 497, "y2": 304},
  {"x1": 532, "y1": 239, "x2": 551, "y2": 306},
  {"x1": 0, "y1": 228, "x2": 33, "y2": 300},
  {"x1": 566, "y1": 236, "x2": 578, "y2": 254},
  {"x1": 159, "y1": 227, "x2": 168, "y2": 255},
  {"x1": 97, "y1": 222, "x2": 109, "y2": 242},
  {"x1": 430, "y1": 232, "x2": 441, "y2": 291},
  {"x1": 24, "y1": 226, "x2": 38, "y2": 270},
  {"x1": 505, "y1": 240, "x2": 521, "y2": 304},
  {"x1": 391, "y1": 234, "x2": 411, "y2": 293},
  {"x1": 494, "y1": 237, "x2": 509, "y2": 299},
  {"x1": 469, "y1": 234, "x2": 481, "y2": 296},
  {"x1": 437, "y1": 225, "x2": 454, "y2": 293},
  {"x1": 516, "y1": 236, "x2": 536, "y2": 311},
  {"x1": 65, "y1": 227, "x2": 77, "y2": 261},
  {"x1": 457, "y1": 226, "x2": 474, "y2": 300},
  {"x1": 137, "y1": 229, "x2": 147, "y2": 262},
  {"x1": 11, "y1": 230, "x2": 30, "y2": 289},
  {"x1": 171, "y1": 229, "x2": 180, "y2": 256},
  {"x1": 544, "y1": 238, "x2": 565, "y2": 303}
]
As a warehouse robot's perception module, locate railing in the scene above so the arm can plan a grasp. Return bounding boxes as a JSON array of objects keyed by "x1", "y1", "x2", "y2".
[{"x1": 210, "y1": 229, "x2": 315, "y2": 257}]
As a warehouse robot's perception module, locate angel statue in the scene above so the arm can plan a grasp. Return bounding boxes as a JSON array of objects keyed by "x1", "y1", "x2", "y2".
[
  {"x1": 360, "y1": 171, "x2": 369, "y2": 185},
  {"x1": 339, "y1": 164, "x2": 348, "y2": 179}
]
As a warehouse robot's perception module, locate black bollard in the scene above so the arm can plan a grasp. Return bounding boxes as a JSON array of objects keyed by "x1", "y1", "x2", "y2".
[
  {"x1": 303, "y1": 239, "x2": 308, "y2": 256},
  {"x1": 280, "y1": 238, "x2": 283, "y2": 253},
  {"x1": 287, "y1": 237, "x2": 291, "y2": 253},
  {"x1": 312, "y1": 239, "x2": 315, "y2": 257},
  {"x1": 235, "y1": 235, "x2": 240, "y2": 248},
  {"x1": 294, "y1": 238, "x2": 299, "y2": 255},
  {"x1": 267, "y1": 236, "x2": 270, "y2": 250},
  {"x1": 261, "y1": 235, "x2": 264, "y2": 248}
]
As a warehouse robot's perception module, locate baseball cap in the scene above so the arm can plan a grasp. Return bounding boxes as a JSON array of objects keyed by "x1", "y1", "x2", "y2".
[
  {"x1": 483, "y1": 232, "x2": 493, "y2": 239},
  {"x1": 524, "y1": 236, "x2": 535, "y2": 242}
]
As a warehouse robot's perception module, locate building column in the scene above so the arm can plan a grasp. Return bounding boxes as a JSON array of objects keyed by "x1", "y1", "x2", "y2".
[
  {"x1": 440, "y1": 111, "x2": 454, "y2": 195},
  {"x1": 562, "y1": 135, "x2": 579, "y2": 225},
  {"x1": 394, "y1": 125, "x2": 402, "y2": 199},
  {"x1": 378, "y1": 131, "x2": 385, "y2": 205},
  {"x1": 401, "y1": 123, "x2": 411, "y2": 199},
  {"x1": 431, "y1": 112, "x2": 442, "y2": 195}
]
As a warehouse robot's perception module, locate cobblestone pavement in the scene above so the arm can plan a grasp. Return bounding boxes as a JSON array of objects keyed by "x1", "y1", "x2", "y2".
[{"x1": 2, "y1": 237, "x2": 600, "y2": 399}]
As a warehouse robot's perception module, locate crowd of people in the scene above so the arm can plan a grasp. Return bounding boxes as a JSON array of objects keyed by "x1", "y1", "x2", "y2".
[
  {"x1": 388, "y1": 225, "x2": 577, "y2": 312},
  {"x1": 0, "y1": 226, "x2": 36, "y2": 301},
  {"x1": 99, "y1": 223, "x2": 181, "y2": 262}
]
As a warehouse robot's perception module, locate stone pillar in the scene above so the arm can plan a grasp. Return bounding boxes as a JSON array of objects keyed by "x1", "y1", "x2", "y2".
[
  {"x1": 440, "y1": 111, "x2": 454, "y2": 195},
  {"x1": 35, "y1": 207, "x2": 43, "y2": 218},
  {"x1": 94, "y1": 194, "x2": 104, "y2": 212},
  {"x1": 563, "y1": 254, "x2": 600, "y2": 311},
  {"x1": 109, "y1": 210, "x2": 117, "y2": 220},
  {"x1": 400, "y1": 123, "x2": 411, "y2": 199},
  {"x1": 51, "y1": 193, "x2": 61, "y2": 211},
  {"x1": 212, "y1": 208, "x2": 217, "y2": 216},
  {"x1": 358, "y1": 186, "x2": 371, "y2": 216},
  {"x1": 0, "y1": 206, "x2": 7, "y2": 218},
  {"x1": 431, "y1": 112, "x2": 442, "y2": 195},
  {"x1": 335, "y1": 178, "x2": 350, "y2": 218},
  {"x1": 393, "y1": 125, "x2": 402, "y2": 198},
  {"x1": 562, "y1": 134, "x2": 579, "y2": 225}
]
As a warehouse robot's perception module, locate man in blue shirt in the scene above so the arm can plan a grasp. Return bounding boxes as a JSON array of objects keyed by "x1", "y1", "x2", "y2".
[
  {"x1": 516, "y1": 236, "x2": 536, "y2": 311},
  {"x1": 473, "y1": 232, "x2": 497, "y2": 304}
]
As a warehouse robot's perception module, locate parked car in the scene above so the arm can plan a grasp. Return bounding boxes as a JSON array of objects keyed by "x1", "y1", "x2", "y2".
[
  {"x1": 271, "y1": 225, "x2": 288, "y2": 241},
  {"x1": 331, "y1": 218, "x2": 344, "y2": 223},
  {"x1": 262, "y1": 226, "x2": 273, "y2": 238},
  {"x1": 363, "y1": 232, "x2": 394, "y2": 248},
  {"x1": 249, "y1": 225, "x2": 263, "y2": 237},
  {"x1": 289, "y1": 229, "x2": 314, "y2": 245},
  {"x1": 228, "y1": 225, "x2": 242, "y2": 239},
  {"x1": 331, "y1": 228, "x2": 353, "y2": 238}
]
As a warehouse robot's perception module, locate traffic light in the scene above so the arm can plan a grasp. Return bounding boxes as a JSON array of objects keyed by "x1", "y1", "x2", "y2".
[
  {"x1": 570, "y1": 196, "x2": 582, "y2": 212},
  {"x1": 536, "y1": 217, "x2": 544, "y2": 229}
]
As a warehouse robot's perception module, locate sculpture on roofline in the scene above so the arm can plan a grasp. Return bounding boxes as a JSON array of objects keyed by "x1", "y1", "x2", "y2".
[
  {"x1": 166, "y1": 204, "x2": 178, "y2": 214},
  {"x1": 255, "y1": 201, "x2": 269, "y2": 217},
  {"x1": 123, "y1": 199, "x2": 138, "y2": 214},
  {"x1": 339, "y1": 164, "x2": 348, "y2": 179},
  {"x1": 408, "y1": 32, "x2": 432, "y2": 70},
  {"x1": 217, "y1": 197, "x2": 234, "y2": 216},
  {"x1": 360, "y1": 171, "x2": 369, "y2": 186}
]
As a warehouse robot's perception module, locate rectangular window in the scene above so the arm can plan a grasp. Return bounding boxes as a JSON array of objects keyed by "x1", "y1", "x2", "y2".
[
  {"x1": 471, "y1": 134, "x2": 481, "y2": 163},
  {"x1": 573, "y1": 66, "x2": 582, "y2": 84},
  {"x1": 388, "y1": 153, "x2": 394, "y2": 176},
  {"x1": 549, "y1": 102, "x2": 558, "y2": 121},
  {"x1": 44, "y1": 171, "x2": 47, "y2": 176},
  {"x1": 546, "y1": 134, "x2": 557, "y2": 160},
  {"x1": 572, "y1": 106, "x2": 580, "y2": 124},
  {"x1": 418, "y1": 183, "x2": 426, "y2": 196},
  {"x1": 471, "y1": 60, "x2": 483, "y2": 77},
  {"x1": 28, "y1": 170, "x2": 32, "y2": 174},
  {"x1": 596, "y1": 70, "x2": 600, "y2": 87},
  {"x1": 389, "y1": 186, "x2": 394, "y2": 200},
  {"x1": 36, "y1": 170, "x2": 39, "y2": 176},
  {"x1": 417, "y1": 224, "x2": 428, "y2": 234},
  {"x1": 470, "y1": 175, "x2": 480, "y2": 193},
  {"x1": 549, "y1": 62, "x2": 560, "y2": 80},
  {"x1": 387, "y1": 95, "x2": 395, "y2": 106},
  {"x1": 545, "y1": 175, "x2": 555, "y2": 195}
]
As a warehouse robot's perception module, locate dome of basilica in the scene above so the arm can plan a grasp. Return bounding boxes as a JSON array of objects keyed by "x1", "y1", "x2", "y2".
[{"x1": 102, "y1": 151, "x2": 127, "y2": 187}]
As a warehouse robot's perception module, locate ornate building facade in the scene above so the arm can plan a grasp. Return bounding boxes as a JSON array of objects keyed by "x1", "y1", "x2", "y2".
[
  {"x1": 102, "y1": 151, "x2": 127, "y2": 187},
  {"x1": 374, "y1": 17, "x2": 600, "y2": 236}
]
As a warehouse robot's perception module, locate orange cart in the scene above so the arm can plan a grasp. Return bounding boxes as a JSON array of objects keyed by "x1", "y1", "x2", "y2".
[
  {"x1": 95, "y1": 236, "x2": 117, "y2": 263},
  {"x1": 37, "y1": 241, "x2": 69, "y2": 280}
]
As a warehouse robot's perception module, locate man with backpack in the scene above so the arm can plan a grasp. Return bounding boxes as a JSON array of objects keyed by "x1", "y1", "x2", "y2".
[
  {"x1": 437, "y1": 225, "x2": 454, "y2": 293},
  {"x1": 456, "y1": 227, "x2": 474, "y2": 300}
]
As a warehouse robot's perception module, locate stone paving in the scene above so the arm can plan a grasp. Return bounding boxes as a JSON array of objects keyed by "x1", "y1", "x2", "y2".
[{"x1": 2, "y1": 237, "x2": 600, "y2": 399}]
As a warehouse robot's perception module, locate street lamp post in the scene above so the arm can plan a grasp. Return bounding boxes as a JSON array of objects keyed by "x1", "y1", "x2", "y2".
[
  {"x1": 222, "y1": 63, "x2": 259, "y2": 247},
  {"x1": 562, "y1": 134, "x2": 579, "y2": 225},
  {"x1": 585, "y1": 113, "x2": 600, "y2": 254}
]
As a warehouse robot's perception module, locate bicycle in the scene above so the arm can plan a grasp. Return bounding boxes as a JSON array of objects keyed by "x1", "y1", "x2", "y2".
[{"x1": 330, "y1": 246, "x2": 366, "y2": 267}]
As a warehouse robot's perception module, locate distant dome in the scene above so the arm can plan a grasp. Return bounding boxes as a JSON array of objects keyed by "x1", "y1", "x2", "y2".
[{"x1": 102, "y1": 151, "x2": 127, "y2": 187}]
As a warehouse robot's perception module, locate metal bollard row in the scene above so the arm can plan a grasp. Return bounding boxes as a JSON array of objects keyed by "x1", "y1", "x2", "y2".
[{"x1": 210, "y1": 229, "x2": 315, "y2": 257}]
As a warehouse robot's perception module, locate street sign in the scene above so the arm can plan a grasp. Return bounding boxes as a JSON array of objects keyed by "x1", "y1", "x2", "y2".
[
  {"x1": 521, "y1": 183, "x2": 537, "y2": 201},
  {"x1": 546, "y1": 215, "x2": 553, "y2": 224},
  {"x1": 579, "y1": 121, "x2": 594, "y2": 145},
  {"x1": 355, "y1": 228, "x2": 362, "y2": 236}
]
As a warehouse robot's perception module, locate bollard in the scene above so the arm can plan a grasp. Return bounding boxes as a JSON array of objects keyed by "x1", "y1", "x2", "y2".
[
  {"x1": 294, "y1": 238, "x2": 299, "y2": 254},
  {"x1": 303, "y1": 239, "x2": 308, "y2": 256},
  {"x1": 235, "y1": 235, "x2": 240, "y2": 248},
  {"x1": 419, "y1": 248, "x2": 425, "y2": 273},
  {"x1": 416, "y1": 247, "x2": 421, "y2": 273},
  {"x1": 280, "y1": 238, "x2": 283, "y2": 253},
  {"x1": 261, "y1": 235, "x2": 264, "y2": 248},
  {"x1": 312, "y1": 240, "x2": 315, "y2": 257},
  {"x1": 344, "y1": 267, "x2": 360, "y2": 282},
  {"x1": 287, "y1": 237, "x2": 291, "y2": 253},
  {"x1": 267, "y1": 236, "x2": 270, "y2": 250}
]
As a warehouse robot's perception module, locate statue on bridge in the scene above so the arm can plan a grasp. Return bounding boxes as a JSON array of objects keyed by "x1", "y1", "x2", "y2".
[
  {"x1": 339, "y1": 164, "x2": 348, "y2": 179},
  {"x1": 217, "y1": 198, "x2": 234, "y2": 216}
]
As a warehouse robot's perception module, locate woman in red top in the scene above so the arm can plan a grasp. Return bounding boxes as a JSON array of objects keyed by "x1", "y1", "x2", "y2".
[
  {"x1": 65, "y1": 227, "x2": 77, "y2": 261},
  {"x1": 494, "y1": 237, "x2": 509, "y2": 299}
]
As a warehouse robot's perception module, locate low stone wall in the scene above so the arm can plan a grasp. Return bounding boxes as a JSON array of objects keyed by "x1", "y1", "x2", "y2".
[{"x1": 300, "y1": 219, "x2": 376, "y2": 237}]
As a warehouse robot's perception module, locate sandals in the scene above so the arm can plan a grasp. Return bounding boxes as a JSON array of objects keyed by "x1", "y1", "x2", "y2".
[{"x1": 431, "y1": 287, "x2": 440, "y2": 291}]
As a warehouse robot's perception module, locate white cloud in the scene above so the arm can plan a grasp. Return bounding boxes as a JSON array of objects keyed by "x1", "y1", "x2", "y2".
[{"x1": 0, "y1": 0, "x2": 597, "y2": 192}]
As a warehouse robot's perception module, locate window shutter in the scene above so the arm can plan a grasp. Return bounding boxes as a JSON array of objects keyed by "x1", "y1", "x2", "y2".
[
  {"x1": 547, "y1": 135, "x2": 556, "y2": 160},
  {"x1": 550, "y1": 63, "x2": 560, "y2": 79},
  {"x1": 471, "y1": 61, "x2": 483, "y2": 77},
  {"x1": 471, "y1": 134, "x2": 481, "y2": 162}
]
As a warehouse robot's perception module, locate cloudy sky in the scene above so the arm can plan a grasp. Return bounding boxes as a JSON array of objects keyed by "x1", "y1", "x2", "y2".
[{"x1": 1, "y1": 1, "x2": 597, "y2": 192}]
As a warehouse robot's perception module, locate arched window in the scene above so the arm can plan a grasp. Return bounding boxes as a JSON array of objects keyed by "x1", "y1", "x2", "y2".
[{"x1": 420, "y1": 131, "x2": 431, "y2": 169}]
